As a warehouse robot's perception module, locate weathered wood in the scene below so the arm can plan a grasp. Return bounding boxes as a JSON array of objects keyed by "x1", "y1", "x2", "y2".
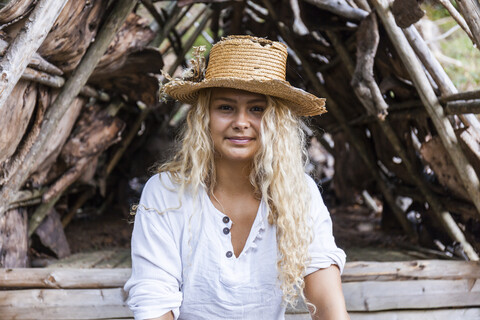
[
  {"x1": 0, "y1": 0, "x2": 34, "y2": 24},
  {"x1": 456, "y1": 0, "x2": 480, "y2": 50},
  {"x1": 441, "y1": 89, "x2": 480, "y2": 103},
  {"x1": 445, "y1": 100, "x2": 480, "y2": 115},
  {"x1": 0, "y1": 0, "x2": 137, "y2": 216},
  {"x1": 0, "y1": 0, "x2": 68, "y2": 110},
  {"x1": 344, "y1": 278, "x2": 480, "y2": 311},
  {"x1": 403, "y1": 25, "x2": 480, "y2": 131},
  {"x1": 262, "y1": 0, "x2": 415, "y2": 236},
  {"x1": 434, "y1": 0, "x2": 474, "y2": 41},
  {"x1": 33, "y1": 208, "x2": 70, "y2": 259},
  {"x1": 349, "y1": 308, "x2": 480, "y2": 320},
  {"x1": 372, "y1": 0, "x2": 480, "y2": 221},
  {"x1": 0, "y1": 80, "x2": 36, "y2": 165},
  {"x1": 22, "y1": 67, "x2": 65, "y2": 87},
  {"x1": 38, "y1": 0, "x2": 106, "y2": 74},
  {"x1": 0, "y1": 208, "x2": 27, "y2": 267},
  {"x1": 342, "y1": 260, "x2": 480, "y2": 282},
  {"x1": 303, "y1": 0, "x2": 369, "y2": 21},
  {"x1": 349, "y1": 13, "x2": 388, "y2": 119},
  {"x1": 0, "y1": 288, "x2": 132, "y2": 320},
  {"x1": 326, "y1": 1, "x2": 477, "y2": 259},
  {"x1": 0, "y1": 268, "x2": 131, "y2": 288}
]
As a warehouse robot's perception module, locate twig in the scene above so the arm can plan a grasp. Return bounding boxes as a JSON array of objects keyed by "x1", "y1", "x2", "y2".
[
  {"x1": 303, "y1": 0, "x2": 368, "y2": 21},
  {"x1": 445, "y1": 100, "x2": 480, "y2": 115},
  {"x1": 434, "y1": 0, "x2": 475, "y2": 44}
]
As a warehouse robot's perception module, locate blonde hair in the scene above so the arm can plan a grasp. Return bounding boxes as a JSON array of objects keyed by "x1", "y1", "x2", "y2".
[{"x1": 159, "y1": 89, "x2": 313, "y2": 307}]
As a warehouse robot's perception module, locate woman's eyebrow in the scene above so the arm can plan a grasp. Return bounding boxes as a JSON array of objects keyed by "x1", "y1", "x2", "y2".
[{"x1": 213, "y1": 97, "x2": 237, "y2": 103}]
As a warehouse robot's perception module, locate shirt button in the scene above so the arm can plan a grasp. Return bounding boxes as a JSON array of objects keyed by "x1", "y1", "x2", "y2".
[
  {"x1": 226, "y1": 251, "x2": 233, "y2": 258},
  {"x1": 223, "y1": 216, "x2": 230, "y2": 223},
  {"x1": 223, "y1": 227, "x2": 230, "y2": 235}
]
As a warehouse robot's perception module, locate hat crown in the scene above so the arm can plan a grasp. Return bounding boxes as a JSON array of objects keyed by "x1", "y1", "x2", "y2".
[{"x1": 205, "y1": 36, "x2": 288, "y2": 81}]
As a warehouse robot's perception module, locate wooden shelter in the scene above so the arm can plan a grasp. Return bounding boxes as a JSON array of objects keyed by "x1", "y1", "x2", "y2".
[{"x1": 1, "y1": 0, "x2": 480, "y2": 318}]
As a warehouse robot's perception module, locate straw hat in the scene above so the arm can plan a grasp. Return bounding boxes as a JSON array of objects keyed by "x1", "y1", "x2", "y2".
[{"x1": 162, "y1": 35, "x2": 326, "y2": 116}]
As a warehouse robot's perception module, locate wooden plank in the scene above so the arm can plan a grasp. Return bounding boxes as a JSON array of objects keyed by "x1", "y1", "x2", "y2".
[
  {"x1": 0, "y1": 288, "x2": 132, "y2": 320},
  {"x1": 2, "y1": 260, "x2": 479, "y2": 288},
  {"x1": 349, "y1": 308, "x2": 480, "y2": 319},
  {"x1": 342, "y1": 260, "x2": 480, "y2": 282},
  {"x1": 344, "y1": 279, "x2": 480, "y2": 311},
  {"x1": 0, "y1": 268, "x2": 131, "y2": 289}
]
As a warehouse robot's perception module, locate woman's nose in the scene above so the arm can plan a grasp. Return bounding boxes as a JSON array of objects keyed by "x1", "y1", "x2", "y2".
[{"x1": 232, "y1": 109, "x2": 250, "y2": 129}]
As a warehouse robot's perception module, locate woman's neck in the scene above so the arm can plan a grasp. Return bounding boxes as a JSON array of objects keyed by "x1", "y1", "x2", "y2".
[{"x1": 213, "y1": 159, "x2": 254, "y2": 196}]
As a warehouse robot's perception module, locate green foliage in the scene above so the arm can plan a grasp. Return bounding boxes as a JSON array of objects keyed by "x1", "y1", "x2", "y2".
[{"x1": 421, "y1": 4, "x2": 480, "y2": 91}]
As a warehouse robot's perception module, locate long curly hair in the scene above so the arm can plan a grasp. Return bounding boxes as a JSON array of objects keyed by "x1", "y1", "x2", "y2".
[{"x1": 158, "y1": 89, "x2": 313, "y2": 306}]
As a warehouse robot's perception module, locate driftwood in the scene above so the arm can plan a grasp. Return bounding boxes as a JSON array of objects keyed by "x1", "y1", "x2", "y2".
[
  {"x1": 0, "y1": 208, "x2": 28, "y2": 268},
  {"x1": 0, "y1": 0, "x2": 67, "y2": 111},
  {"x1": 0, "y1": 0, "x2": 35, "y2": 24},
  {"x1": 38, "y1": 0, "x2": 106, "y2": 74},
  {"x1": 0, "y1": 0, "x2": 137, "y2": 217},
  {"x1": 455, "y1": 0, "x2": 480, "y2": 50},
  {"x1": 33, "y1": 208, "x2": 70, "y2": 259}
]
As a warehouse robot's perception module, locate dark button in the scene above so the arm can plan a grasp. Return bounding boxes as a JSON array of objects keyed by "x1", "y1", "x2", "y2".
[
  {"x1": 223, "y1": 227, "x2": 230, "y2": 235},
  {"x1": 223, "y1": 216, "x2": 230, "y2": 223},
  {"x1": 226, "y1": 251, "x2": 233, "y2": 258}
]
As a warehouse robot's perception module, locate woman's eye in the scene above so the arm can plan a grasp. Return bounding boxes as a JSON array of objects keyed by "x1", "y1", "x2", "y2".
[
  {"x1": 218, "y1": 105, "x2": 232, "y2": 111},
  {"x1": 251, "y1": 106, "x2": 265, "y2": 112}
]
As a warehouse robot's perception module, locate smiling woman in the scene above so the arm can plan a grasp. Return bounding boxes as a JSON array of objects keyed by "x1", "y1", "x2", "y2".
[
  {"x1": 124, "y1": 36, "x2": 348, "y2": 320},
  {"x1": 209, "y1": 88, "x2": 265, "y2": 163}
]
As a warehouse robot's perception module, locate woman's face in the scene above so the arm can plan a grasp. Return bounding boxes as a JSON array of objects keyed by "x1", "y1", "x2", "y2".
[{"x1": 209, "y1": 87, "x2": 267, "y2": 164}]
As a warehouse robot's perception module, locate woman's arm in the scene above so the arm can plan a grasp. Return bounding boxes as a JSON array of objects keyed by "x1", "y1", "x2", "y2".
[
  {"x1": 304, "y1": 265, "x2": 350, "y2": 320},
  {"x1": 147, "y1": 311, "x2": 174, "y2": 320}
]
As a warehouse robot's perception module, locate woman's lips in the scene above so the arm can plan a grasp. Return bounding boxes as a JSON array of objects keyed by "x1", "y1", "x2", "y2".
[{"x1": 226, "y1": 137, "x2": 254, "y2": 144}]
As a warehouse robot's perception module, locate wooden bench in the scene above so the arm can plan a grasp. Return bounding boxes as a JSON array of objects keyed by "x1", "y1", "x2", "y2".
[{"x1": 1, "y1": 259, "x2": 479, "y2": 319}]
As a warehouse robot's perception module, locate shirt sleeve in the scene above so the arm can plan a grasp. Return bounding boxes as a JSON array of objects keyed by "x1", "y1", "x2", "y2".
[
  {"x1": 124, "y1": 175, "x2": 183, "y2": 320},
  {"x1": 305, "y1": 176, "x2": 346, "y2": 276}
]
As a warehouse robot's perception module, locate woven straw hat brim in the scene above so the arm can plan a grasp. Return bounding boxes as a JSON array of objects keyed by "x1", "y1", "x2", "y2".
[{"x1": 163, "y1": 77, "x2": 326, "y2": 117}]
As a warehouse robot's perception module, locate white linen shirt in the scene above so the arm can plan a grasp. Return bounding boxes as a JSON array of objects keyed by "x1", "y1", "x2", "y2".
[{"x1": 124, "y1": 172, "x2": 346, "y2": 320}]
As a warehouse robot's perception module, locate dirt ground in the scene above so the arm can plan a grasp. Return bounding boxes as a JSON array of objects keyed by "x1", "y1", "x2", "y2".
[{"x1": 63, "y1": 194, "x2": 421, "y2": 262}]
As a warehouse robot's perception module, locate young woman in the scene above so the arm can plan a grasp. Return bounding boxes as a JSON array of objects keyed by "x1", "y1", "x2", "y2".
[{"x1": 124, "y1": 36, "x2": 348, "y2": 320}]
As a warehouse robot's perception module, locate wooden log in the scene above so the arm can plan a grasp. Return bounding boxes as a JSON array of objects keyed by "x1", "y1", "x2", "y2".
[
  {"x1": 441, "y1": 89, "x2": 480, "y2": 103},
  {"x1": 342, "y1": 260, "x2": 480, "y2": 282},
  {"x1": 0, "y1": 80, "x2": 36, "y2": 165},
  {"x1": 349, "y1": 13, "x2": 388, "y2": 119},
  {"x1": 0, "y1": 0, "x2": 34, "y2": 24},
  {"x1": 22, "y1": 67, "x2": 65, "y2": 88},
  {"x1": 38, "y1": 0, "x2": 106, "y2": 74},
  {"x1": 0, "y1": 0, "x2": 68, "y2": 111},
  {"x1": 0, "y1": 0, "x2": 137, "y2": 216},
  {"x1": 0, "y1": 208, "x2": 28, "y2": 267},
  {"x1": 344, "y1": 278, "x2": 480, "y2": 311},
  {"x1": 303, "y1": 0, "x2": 369, "y2": 21},
  {"x1": 0, "y1": 268, "x2": 131, "y2": 288},
  {"x1": 445, "y1": 100, "x2": 480, "y2": 115},
  {"x1": 372, "y1": 0, "x2": 480, "y2": 220},
  {"x1": 0, "y1": 288, "x2": 132, "y2": 320},
  {"x1": 2, "y1": 260, "x2": 479, "y2": 288},
  {"x1": 455, "y1": 0, "x2": 480, "y2": 50},
  {"x1": 349, "y1": 308, "x2": 480, "y2": 320}
]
